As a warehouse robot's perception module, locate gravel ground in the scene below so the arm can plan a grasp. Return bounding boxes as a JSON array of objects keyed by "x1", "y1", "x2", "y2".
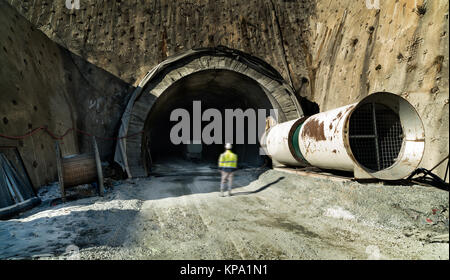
[{"x1": 0, "y1": 164, "x2": 448, "y2": 260}]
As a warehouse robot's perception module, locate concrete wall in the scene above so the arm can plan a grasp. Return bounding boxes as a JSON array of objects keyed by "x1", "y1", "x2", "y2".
[
  {"x1": 0, "y1": 1, "x2": 78, "y2": 187},
  {"x1": 5, "y1": 0, "x2": 449, "y2": 179},
  {"x1": 0, "y1": 1, "x2": 133, "y2": 188}
]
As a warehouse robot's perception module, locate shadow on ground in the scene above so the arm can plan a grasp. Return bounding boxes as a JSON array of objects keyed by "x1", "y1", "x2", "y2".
[{"x1": 232, "y1": 176, "x2": 285, "y2": 196}]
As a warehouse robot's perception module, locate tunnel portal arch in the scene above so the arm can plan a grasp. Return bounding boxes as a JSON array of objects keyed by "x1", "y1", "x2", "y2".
[{"x1": 119, "y1": 47, "x2": 303, "y2": 177}]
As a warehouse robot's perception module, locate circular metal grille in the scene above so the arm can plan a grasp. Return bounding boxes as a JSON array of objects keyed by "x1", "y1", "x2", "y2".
[{"x1": 349, "y1": 103, "x2": 403, "y2": 171}]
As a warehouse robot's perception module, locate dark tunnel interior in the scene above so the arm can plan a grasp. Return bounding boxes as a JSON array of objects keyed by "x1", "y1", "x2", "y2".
[{"x1": 144, "y1": 69, "x2": 275, "y2": 169}]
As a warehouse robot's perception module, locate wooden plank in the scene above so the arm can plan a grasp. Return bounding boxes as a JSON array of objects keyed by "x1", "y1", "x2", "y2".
[
  {"x1": 55, "y1": 141, "x2": 66, "y2": 202},
  {"x1": 92, "y1": 137, "x2": 104, "y2": 197}
]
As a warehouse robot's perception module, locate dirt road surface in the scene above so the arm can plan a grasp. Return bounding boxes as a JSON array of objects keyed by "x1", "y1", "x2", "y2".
[{"x1": 0, "y1": 164, "x2": 448, "y2": 260}]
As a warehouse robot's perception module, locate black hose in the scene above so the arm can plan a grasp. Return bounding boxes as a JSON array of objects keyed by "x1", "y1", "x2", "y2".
[
  {"x1": 407, "y1": 168, "x2": 449, "y2": 191},
  {"x1": 0, "y1": 197, "x2": 41, "y2": 220}
]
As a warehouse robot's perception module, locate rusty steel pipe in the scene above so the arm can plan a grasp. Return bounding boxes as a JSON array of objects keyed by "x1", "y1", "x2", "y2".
[
  {"x1": 262, "y1": 92, "x2": 425, "y2": 180},
  {"x1": 299, "y1": 103, "x2": 357, "y2": 172},
  {"x1": 262, "y1": 117, "x2": 309, "y2": 167}
]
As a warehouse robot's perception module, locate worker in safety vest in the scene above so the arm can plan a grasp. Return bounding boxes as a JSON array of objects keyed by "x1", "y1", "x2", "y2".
[{"x1": 218, "y1": 143, "x2": 238, "y2": 197}]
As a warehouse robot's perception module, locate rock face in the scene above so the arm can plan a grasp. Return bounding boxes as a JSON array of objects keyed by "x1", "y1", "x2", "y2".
[
  {"x1": 6, "y1": 0, "x2": 314, "y2": 101},
  {"x1": 2, "y1": 0, "x2": 449, "y2": 182},
  {"x1": 0, "y1": 1, "x2": 133, "y2": 187},
  {"x1": 306, "y1": 0, "x2": 449, "y2": 179}
]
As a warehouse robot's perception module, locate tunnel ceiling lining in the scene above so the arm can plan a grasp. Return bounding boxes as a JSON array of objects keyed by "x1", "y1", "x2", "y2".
[
  {"x1": 121, "y1": 47, "x2": 303, "y2": 177},
  {"x1": 145, "y1": 69, "x2": 274, "y2": 130}
]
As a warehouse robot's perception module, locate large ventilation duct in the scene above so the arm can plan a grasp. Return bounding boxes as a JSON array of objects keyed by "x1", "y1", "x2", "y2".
[{"x1": 261, "y1": 92, "x2": 425, "y2": 180}]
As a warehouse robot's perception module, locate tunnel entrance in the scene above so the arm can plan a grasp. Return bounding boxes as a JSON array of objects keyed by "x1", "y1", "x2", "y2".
[
  {"x1": 116, "y1": 47, "x2": 303, "y2": 177},
  {"x1": 144, "y1": 70, "x2": 273, "y2": 168}
]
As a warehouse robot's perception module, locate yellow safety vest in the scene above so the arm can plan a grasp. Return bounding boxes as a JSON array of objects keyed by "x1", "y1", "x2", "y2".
[{"x1": 218, "y1": 150, "x2": 238, "y2": 168}]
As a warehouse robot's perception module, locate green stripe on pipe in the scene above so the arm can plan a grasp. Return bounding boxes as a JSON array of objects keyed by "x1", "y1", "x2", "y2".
[{"x1": 292, "y1": 123, "x2": 310, "y2": 165}]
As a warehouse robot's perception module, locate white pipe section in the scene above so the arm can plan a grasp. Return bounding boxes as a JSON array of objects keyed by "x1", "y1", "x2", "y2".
[
  {"x1": 262, "y1": 119, "x2": 306, "y2": 167},
  {"x1": 262, "y1": 92, "x2": 425, "y2": 180},
  {"x1": 298, "y1": 104, "x2": 357, "y2": 172}
]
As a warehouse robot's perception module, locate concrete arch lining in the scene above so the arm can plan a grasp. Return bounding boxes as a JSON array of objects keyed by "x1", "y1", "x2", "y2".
[{"x1": 115, "y1": 47, "x2": 303, "y2": 178}]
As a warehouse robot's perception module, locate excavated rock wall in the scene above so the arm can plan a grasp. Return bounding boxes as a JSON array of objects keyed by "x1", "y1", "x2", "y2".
[
  {"x1": 6, "y1": 0, "x2": 315, "y2": 100},
  {"x1": 3, "y1": 0, "x2": 449, "y2": 180},
  {"x1": 0, "y1": 1, "x2": 133, "y2": 187},
  {"x1": 306, "y1": 0, "x2": 449, "y2": 179}
]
